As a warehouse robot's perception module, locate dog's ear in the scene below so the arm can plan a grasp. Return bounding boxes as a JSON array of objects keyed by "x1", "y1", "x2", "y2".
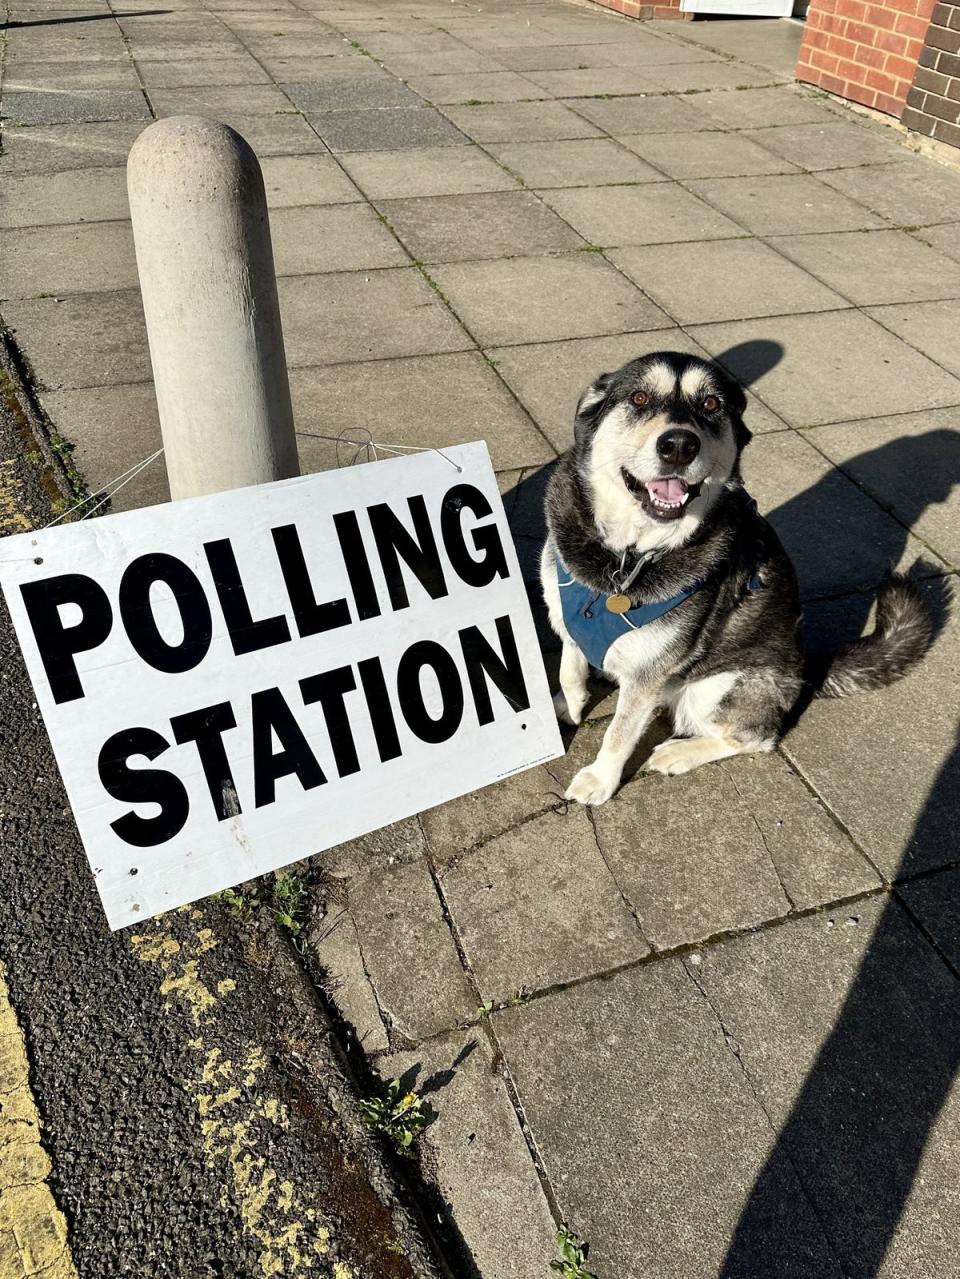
[{"x1": 573, "y1": 371, "x2": 614, "y2": 447}]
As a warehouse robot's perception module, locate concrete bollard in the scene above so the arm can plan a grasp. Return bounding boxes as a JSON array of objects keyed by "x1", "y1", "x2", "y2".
[{"x1": 127, "y1": 116, "x2": 300, "y2": 501}]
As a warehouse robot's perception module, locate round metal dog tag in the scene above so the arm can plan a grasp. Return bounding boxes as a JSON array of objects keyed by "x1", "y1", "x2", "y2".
[{"x1": 606, "y1": 594, "x2": 632, "y2": 614}]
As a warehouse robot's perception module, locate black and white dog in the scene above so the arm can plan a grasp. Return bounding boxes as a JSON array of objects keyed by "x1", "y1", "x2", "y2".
[{"x1": 541, "y1": 350, "x2": 932, "y2": 806}]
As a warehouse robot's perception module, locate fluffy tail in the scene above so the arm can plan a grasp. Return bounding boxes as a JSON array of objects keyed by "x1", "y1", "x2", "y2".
[{"x1": 812, "y1": 576, "x2": 934, "y2": 700}]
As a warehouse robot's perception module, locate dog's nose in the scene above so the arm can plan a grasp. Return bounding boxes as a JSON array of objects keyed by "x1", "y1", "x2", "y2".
[{"x1": 656, "y1": 429, "x2": 700, "y2": 468}]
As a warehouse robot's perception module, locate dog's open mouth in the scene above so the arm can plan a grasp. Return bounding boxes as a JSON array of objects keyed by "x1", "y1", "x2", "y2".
[{"x1": 621, "y1": 468, "x2": 702, "y2": 521}]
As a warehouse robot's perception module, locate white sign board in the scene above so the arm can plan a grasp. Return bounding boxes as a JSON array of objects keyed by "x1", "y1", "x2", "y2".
[{"x1": 0, "y1": 443, "x2": 562, "y2": 930}]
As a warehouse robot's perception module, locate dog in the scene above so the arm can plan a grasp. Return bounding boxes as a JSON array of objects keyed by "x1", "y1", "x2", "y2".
[{"x1": 540, "y1": 350, "x2": 933, "y2": 806}]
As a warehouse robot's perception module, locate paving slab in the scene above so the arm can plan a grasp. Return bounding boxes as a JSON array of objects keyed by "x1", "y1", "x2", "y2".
[
  {"x1": 917, "y1": 222, "x2": 960, "y2": 264},
  {"x1": 691, "y1": 82, "x2": 843, "y2": 129},
  {"x1": 567, "y1": 92, "x2": 711, "y2": 135},
  {"x1": 589, "y1": 743, "x2": 877, "y2": 949},
  {"x1": 486, "y1": 42, "x2": 643, "y2": 72},
  {"x1": 818, "y1": 156, "x2": 960, "y2": 227},
  {"x1": 199, "y1": 111, "x2": 329, "y2": 156},
  {"x1": 148, "y1": 82, "x2": 292, "y2": 116},
  {"x1": 429, "y1": 253, "x2": 671, "y2": 348},
  {"x1": 648, "y1": 60, "x2": 783, "y2": 92},
  {"x1": 383, "y1": 48, "x2": 509, "y2": 76},
  {"x1": 336, "y1": 145, "x2": 517, "y2": 199},
  {"x1": 522, "y1": 66, "x2": 662, "y2": 97},
  {"x1": 485, "y1": 136, "x2": 662, "y2": 188},
  {"x1": 0, "y1": 165, "x2": 130, "y2": 228},
  {"x1": 306, "y1": 105, "x2": 468, "y2": 151},
  {"x1": 284, "y1": 75, "x2": 422, "y2": 112},
  {"x1": 619, "y1": 128, "x2": 798, "y2": 179},
  {"x1": 134, "y1": 55, "x2": 272, "y2": 88},
  {"x1": 269, "y1": 203, "x2": 409, "y2": 275},
  {"x1": 743, "y1": 427, "x2": 940, "y2": 596},
  {"x1": 0, "y1": 219, "x2": 138, "y2": 299},
  {"x1": 542, "y1": 182, "x2": 743, "y2": 247},
  {"x1": 689, "y1": 172, "x2": 885, "y2": 236},
  {"x1": 866, "y1": 300, "x2": 960, "y2": 379},
  {"x1": 307, "y1": 901, "x2": 390, "y2": 1053},
  {"x1": 690, "y1": 309, "x2": 960, "y2": 426},
  {"x1": 401, "y1": 70, "x2": 548, "y2": 104},
  {"x1": 258, "y1": 153, "x2": 362, "y2": 206},
  {"x1": 289, "y1": 351, "x2": 554, "y2": 474},
  {"x1": 654, "y1": 15, "x2": 803, "y2": 77},
  {"x1": 277, "y1": 267, "x2": 472, "y2": 367},
  {"x1": 375, "y1": 1032, "x2": 558, "y2": 1279},
  {"x1": 440, "y1": 806, "x2": 648, "y2": 1001},
  {"x1": 495, "y1": 961, "x2": 843, "y2": 1279},
  {"x1": 1, "y1": 289, "x2": 150, "y2": 391},
  {"x1": 741, "y1": 118, "x2": 906, "y2": 171},
  {"x1": 1, "y1": 36, "x2": 129, "y2": 65},
  {"x1": 783, "y1": 579, "x2": 958, "y2": 880},
  {"x1": 695, "y1": 897, "x2": 960, "y2": 1279},
  {"x1": 609, "y1": 238, "x2": 844, "y2": 325},
  {"x1": 1, "y1": 87, "x2": 151, "y2": 125},
  {"x1": 342, "y1": 858, "x2": 475, "y2": 1041},
  {"x1": 376, "y1": 189, "x2": 583, "y2": 263},
  {"x1": 490, "y1": 329, "x2": 700, "y2": 451},
  {"x1": 803, "y1": 407, "x2": 960, "y2": 569},
  {"x1": 898, "y1": 867, "x2": 960, "y2": 970},
  {"x1": 40, "y1": 382, "x2": 167, "y2": 512},
  {"x1": 439, "y1": 100, "x2": 603, "y2": 143},
  {"x1": 598, "y1": 38, "x2": 727, "y2": 67},
  {"x1": 2, "y1": 59, "x2": 144, "y2": 90},
  {"x1": 420, "y1": 757, "x2": 564, "y2": 867},
  {"x1": 768, "y1": 230, "x2": 960, "y2": 307}
]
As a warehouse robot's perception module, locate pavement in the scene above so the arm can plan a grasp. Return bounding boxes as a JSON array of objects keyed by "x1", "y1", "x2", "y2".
[{"x1": 2, "y1": 0, "x2": 960, "y2": 1277}]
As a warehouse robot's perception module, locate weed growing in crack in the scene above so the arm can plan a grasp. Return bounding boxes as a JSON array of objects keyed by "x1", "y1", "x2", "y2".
[
  {"x1": 360, "y1": 1078, "x2": 429, "y2": 1154},
  {"x1": 213, "y1": 885, "x2": 262, "y2": 917},
  {"x1": 551, "y1": 1224, "x2": 598, "y2": 1279},
  {"x1": 273, "y1": 873, "x2": 307, "y2": 938},
  {"x1": 477, "y1": 999, "x2": 495, "y2": 1020}
]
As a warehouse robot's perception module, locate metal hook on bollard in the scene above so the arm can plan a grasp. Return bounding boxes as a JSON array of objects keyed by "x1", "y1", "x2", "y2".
[{"x1": 127, "y1": 116, "x2": 301, "y2": 501}]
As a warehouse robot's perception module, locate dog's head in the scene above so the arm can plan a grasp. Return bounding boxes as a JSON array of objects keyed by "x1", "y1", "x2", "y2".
[{"x1": 572, "y1": 351, "x2": 751, "y2": 547}]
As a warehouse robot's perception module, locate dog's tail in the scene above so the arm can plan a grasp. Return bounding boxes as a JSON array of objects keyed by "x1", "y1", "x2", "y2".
[{"x1": 810, "y1": 576, "x2": 934, "y2": 700}]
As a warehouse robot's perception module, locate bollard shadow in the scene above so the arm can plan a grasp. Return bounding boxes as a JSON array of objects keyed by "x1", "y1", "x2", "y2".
[
  {"x1": 502, "y1": 339, "x2": 960, "y2": 1275},
  {"x1": 2, "y1": 10, "x2": 170, "y2": 27}
]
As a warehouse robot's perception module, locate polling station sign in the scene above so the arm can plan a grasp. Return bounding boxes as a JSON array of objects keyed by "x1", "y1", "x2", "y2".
[{"x1": 0, "y1": 442, "x2": 562, "y2": 930}]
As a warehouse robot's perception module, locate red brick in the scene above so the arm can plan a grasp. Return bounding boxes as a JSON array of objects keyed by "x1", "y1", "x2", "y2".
[
  {"x1": 876, "y1": 27, "x2": 911, "y2": 51},
  {"x1": 896, "y1": 10, "x2": 935, "y2": 34},
  {"x1": 819, "y1": 12, "x2": 850, "y2": 32},
  {"x1": 836, "y1": 0, "x2": 869, "y2": 18},
  {"x1": 846, "y1": 18, "x2": 878, "y2": 40},
  {"x1": 917, "y1": 0, "x2": 939, "y2": 16},
  {"x1": 836, "y1": 55, "x2": 866, "y2": 76},
  {"x1": 865, "y1": 65, "x2": 902, "y2": 90},
  {"x1": 821, "y1": 70, "x2": 852, "y2": 93},
  {"x1": 858, "y1": 42, "x2": 888, "y2": 66},
  {"x1": 818, "y1": 51, "x2": 841, "y2": 71},
  {"x1": 875, "y1": 89, "x2": 909, "y2": 111},
  {"x1": 887, "y1": 51, "x2": 922, "y2": 75},
  {"x1": 865, "y1": 2, "x2": 900, "y2": 27},
  {"x1": 825, "y1": 34, "x2": 861, "y2": 57}
]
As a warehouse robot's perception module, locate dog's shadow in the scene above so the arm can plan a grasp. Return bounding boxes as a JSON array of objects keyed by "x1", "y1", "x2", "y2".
[{"x1": 503, "y1": 373, "x2": 960, "y2": 1278}]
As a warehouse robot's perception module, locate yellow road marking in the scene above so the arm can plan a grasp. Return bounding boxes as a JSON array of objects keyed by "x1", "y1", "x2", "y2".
[
  {"x1": 0, "y1": 962, "x2": 79, "y2": 1279},
  {"x1": 131, "y1": 912, "x2": 356, "y2": 1278}
]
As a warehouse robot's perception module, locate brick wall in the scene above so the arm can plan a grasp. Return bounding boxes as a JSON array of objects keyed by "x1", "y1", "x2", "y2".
[
  {"x1": 797, "y1": 0, "x2": 937, "y2": 116},
  {"x1": 902, "y1": 1, "x2": 960, "y2": 147},
  {"x1": 588, "y1": 0, "x2": 690, "y2": 21}
]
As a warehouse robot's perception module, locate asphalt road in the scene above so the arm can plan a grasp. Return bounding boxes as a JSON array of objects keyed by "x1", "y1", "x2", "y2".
[{"x1": 0, "y1": 344, "x2": 443, "y2": 1279}]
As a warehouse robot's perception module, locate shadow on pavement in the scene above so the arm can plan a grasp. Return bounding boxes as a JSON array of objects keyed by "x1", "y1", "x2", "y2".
[{"x1": 502, "y1": 340, "x2": 960, "y2": 1276}]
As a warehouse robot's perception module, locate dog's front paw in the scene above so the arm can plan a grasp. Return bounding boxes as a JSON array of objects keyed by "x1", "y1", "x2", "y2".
[
  {"x1": 554, "y1": 689, "x2": 584, "y2": 727},
  {"x1": 565, "y1": 762, "x2": 619, "y2": 806}
]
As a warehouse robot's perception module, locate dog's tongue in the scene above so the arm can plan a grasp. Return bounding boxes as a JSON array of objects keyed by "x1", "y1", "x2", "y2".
[{"x1": 646, "y1": 478, "x2": 687, "y2": 502}]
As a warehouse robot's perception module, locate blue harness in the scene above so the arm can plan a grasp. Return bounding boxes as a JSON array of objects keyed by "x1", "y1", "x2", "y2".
[{"x1": 557, "y1": 556, "x2": 762, "y2": 670}]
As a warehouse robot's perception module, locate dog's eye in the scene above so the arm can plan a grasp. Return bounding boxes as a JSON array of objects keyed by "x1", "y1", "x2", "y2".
[
  {"x1": 631, "y1": 390, "x2": 648, "y2": 408},
  {"x1": 702, "y1": 395, "x2": 721, "y2": 413}
]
